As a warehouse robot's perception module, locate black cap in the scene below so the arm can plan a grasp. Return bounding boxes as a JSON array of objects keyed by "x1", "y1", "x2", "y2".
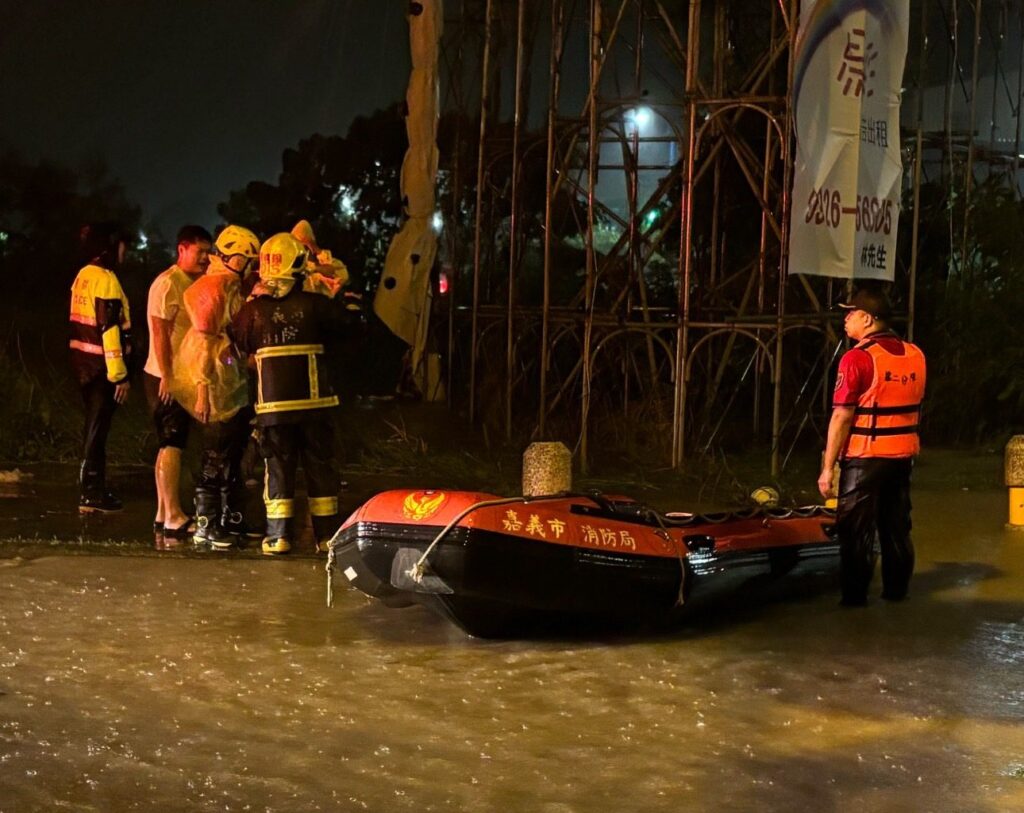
[
  {"x1": 79, "y1": 222, "x2": 128, "y2": 269},
  {"x1": 836, "y1": 288, "x2": 893, "y2": 321}
]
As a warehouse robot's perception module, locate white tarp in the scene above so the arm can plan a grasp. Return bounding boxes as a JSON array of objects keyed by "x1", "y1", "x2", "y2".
[
  {"x1": 374, "y1": 0, "x2": 442, "y2": 358},
  {"x1": 789, "y1": 0, "x2": 910, "y2": 280}
]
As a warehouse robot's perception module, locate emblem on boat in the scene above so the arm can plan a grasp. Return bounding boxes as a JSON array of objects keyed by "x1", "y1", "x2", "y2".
[{"x1": 402, "y1": 491, "x2": 448, "y2": 521}]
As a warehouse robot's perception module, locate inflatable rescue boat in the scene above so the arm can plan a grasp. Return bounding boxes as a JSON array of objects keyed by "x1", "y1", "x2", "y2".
[{"x1": 327, "y1": 490, "x2": 838, "y2": 637}]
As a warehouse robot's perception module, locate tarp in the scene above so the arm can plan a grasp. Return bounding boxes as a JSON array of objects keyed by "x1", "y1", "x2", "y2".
[
  {"x1": 374, "y1": 0, "x2": 442, "y2": 364},
  {"x1": 788, "y1": 0, "x2": 910, "y2": 280}
]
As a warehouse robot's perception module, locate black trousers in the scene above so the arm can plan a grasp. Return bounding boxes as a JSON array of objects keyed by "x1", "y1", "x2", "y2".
[
  {"x1": 836, "y1": 457, "x2": 915, "y2": 603},
  {"x1": 195, "y1": 407, "x2": 254, "y2": 521},
  {"x1": 80, "y1": 376, "x2": 117, "y2": 499},
  {"x1": 259, "y1": 416, "x2": 340, "y2": 542}
]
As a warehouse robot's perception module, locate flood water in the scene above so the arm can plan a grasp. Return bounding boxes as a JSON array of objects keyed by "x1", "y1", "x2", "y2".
[{"x1": 1, "y1": 457, "x2": 1022, "y2": 811}]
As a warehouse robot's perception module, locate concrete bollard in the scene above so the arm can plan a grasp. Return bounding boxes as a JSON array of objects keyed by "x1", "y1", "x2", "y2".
[
  {"x1": 522, "y1": 442, "x2": 572, "y2": 497},
  {"x1": 1005, "y1": 435, "x2": 1024, "y2": 530}
]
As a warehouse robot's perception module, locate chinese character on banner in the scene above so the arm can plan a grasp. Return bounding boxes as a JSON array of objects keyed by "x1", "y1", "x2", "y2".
[
  {"x1": 548, "y1": 519, "x2": 566, "y2": 539},
  {"x1": 525, "y1": 514, "x2": 546, "y2": 537},
  {"x1": 875, "y1": 120, "x2": 888, "y2": 148},
  {"x1": 836, "y1": 28, "x2": 878, "y2": 97},
  {"x1": 580, "y1": 524, "x2": 599, "y2": 545},
  {"x1": 502, "y1": 510, "x2": 523, "y2": 532}
]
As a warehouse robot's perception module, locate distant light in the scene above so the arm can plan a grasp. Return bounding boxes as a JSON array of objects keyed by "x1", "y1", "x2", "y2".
[
  {"x1": 431, "y1": 211, "x2": 443, "y2": 233},
  {"x1": 138, "y1": 231, "x2": 149, "y2": 250},
  {"x1": 625, "y1": 107, "x2": 653, "y2": 134},
  {"x1": 0, "y1": 230, "x2": 8, "y2": 242},
  {"x1": 337, "y1": 185, "x2": 357, "y2": 218},
  {"x1": 438, "y1": 271, "x2": 449, "y2": 295}
]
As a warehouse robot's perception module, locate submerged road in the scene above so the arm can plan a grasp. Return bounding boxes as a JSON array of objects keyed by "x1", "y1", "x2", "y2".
[{"x1": 0, "y1": 456, "x2": 1022, "y2": 811}]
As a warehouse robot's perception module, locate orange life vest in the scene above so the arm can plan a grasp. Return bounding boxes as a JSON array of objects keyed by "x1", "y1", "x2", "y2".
[{"x1": 844, "y1": 337, "x2": 926, "y2": 459}]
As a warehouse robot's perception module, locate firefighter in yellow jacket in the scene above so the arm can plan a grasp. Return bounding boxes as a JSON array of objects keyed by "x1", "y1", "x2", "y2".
[
  {"x1": 228, "y1": 233, "x2": 358, "y2": 555},
  {"x1": 69, "y1": 223, "x2": 132, "y2": 513}
]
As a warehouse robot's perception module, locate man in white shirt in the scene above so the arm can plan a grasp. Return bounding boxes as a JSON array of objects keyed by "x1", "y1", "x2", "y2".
[{"x1": 144, "y1": 225, "x2": 211, "y2": 542}]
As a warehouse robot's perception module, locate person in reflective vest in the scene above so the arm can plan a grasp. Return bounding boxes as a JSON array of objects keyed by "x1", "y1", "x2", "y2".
[
  {"x1": 69, "y1": 223, "x2": 132, "y2": 513},
  {"x1": 228, "y1": 232, "x2": 359, "y2": 555},
  {"x1": 818, "y1": 287, "x2": 926, "y2": 606}
]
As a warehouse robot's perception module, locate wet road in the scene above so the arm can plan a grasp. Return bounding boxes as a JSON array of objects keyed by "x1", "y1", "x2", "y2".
[{"x1": 1, "y1": 459, "x2": 1022, "y2": 811}]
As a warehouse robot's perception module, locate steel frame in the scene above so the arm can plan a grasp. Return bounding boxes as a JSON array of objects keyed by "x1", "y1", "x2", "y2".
[{"x1": 433, "y1": 0, "x2": 1021, "y2": 473}]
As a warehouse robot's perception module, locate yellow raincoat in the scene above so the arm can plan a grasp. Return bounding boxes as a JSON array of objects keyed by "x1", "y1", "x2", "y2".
[{"x1": 170, "y1": 256, "x2": 248, "y2": 422}]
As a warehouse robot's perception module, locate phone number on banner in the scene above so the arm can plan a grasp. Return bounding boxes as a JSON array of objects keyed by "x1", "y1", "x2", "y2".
[{"x1": 804, "y1": 188, "x2": 894, "y2": 234}]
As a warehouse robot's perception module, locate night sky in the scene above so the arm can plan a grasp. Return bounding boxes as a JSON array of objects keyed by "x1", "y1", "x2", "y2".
[{"x1": 0, "y1": 1, "x2": 409, "y2": 236}]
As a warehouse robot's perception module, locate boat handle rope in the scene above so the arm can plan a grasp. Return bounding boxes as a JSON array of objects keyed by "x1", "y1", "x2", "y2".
[{"x1": 648, "y1": 508, "x2": 688, "y2": 607}]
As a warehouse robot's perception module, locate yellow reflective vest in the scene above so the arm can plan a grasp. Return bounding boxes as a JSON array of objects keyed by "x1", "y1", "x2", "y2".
[{"x1": 69, "y1": 264, "x2": 132, "y2": 384}]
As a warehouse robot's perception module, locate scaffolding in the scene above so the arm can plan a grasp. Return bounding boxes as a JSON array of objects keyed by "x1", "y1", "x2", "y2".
[{"x1": 431, "y1": 0, "x2": 1023, "y2": 473}]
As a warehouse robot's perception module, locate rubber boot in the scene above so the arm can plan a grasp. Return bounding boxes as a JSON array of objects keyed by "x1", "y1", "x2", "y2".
[
  {"x1": 193, "y1": 492, "x2": 233, "y2": 550},
  {"x1": 79, "y1": 461, "x2": 122, "y2": 514}
]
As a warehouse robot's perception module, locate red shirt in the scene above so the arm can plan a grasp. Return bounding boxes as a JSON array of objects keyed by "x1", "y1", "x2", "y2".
[{"x1": 832, "y1": 331, "x2": 906, "y2": 408}]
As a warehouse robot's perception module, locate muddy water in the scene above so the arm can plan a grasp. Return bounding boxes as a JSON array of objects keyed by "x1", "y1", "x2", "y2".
[{"x1": 1, "y1": 469, "x2": 1023, "y2": 811}]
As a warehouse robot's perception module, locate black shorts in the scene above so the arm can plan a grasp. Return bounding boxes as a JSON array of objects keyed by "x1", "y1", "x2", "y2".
[{"x1": 144, "y1": 373, "x2": 191, "y2": 449}]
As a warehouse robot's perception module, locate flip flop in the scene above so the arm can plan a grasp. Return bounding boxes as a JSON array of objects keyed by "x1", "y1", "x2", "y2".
[{"x1": 162, "y1": 518, "x2": 196, "y2": 541}]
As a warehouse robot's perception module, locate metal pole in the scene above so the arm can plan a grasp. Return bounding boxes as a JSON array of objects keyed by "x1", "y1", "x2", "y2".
[
  {"x1": 447, "y1": 0, "x2": 468, "y2": 408},
  {"x1": 960, "y1": 0, "x2": 983, "y2": 286},
  {"x1": 469, "y1": 0, "x2": 494, "y2": 422},
  {"x1": 581, "y1": 0, "x2": 602, "y2": 473},
  {"x1": 539, "y1": 0, "x2": 564, "y2": 437},
  {"x1": 505, "y1": 0, "x2": 527, "y2": 440},
  {"x1": 771, "y1": 0, "x2": 799, "y2": 477},
  {"x1": 1014, "y1": 4, "x2": 1024, "y2": 194},
  {"x1": 672, "y1": 0, "x2": 700, "y2": 469},
  {"x1": 908, "y1": 0, "x2": 929, "y2": 343}
]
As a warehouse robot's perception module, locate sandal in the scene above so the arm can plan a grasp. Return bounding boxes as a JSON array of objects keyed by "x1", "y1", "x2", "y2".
[{"x1": 162, "y1": 518, "x2": 196, "y2": 540}]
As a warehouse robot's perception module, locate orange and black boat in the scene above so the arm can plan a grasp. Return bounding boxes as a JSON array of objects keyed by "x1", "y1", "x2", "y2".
[{"x1": 327, "y1": 489, "x2": 838, "y2": 637}]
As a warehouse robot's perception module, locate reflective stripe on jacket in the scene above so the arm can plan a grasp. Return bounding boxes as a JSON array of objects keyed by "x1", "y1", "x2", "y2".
[
  {"x1": 844, "y1": 337, "x2": 926, "y2": 459},
  {"x1": 254, "y1": 343, "x2": 339, "y2": 415},
  {"x1": 69, "y1": 264, "x2": 132, "y2": 384}
]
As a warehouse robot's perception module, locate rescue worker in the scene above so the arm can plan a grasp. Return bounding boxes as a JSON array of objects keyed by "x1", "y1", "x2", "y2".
[
  {"x1": 170, "y1": 225, "x2": 261, "y2": 549},
  {"x1": 291, "y1": 219, "x2": 350, "y2": 298},
  {"x1": 69, "y1": 223, "x2": 132, "y2": 513},
  {"x1": 145, "y1": 225, "x2": 212, "y2": 541},
  {"x1": 818, "y1": 287, "x2": 926, "y2": 606},
  {"x1": 229, "y1": 232, "x2": 356, "y2": 555}
]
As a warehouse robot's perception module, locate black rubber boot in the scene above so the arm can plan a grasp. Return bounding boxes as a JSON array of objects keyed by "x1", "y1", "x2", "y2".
[
  {"x1": 79, "y1": 462, "x2": 122, "y2": 514},
  {"x1": 193, "y1": 493, "x2": 233, "y2": 550}
]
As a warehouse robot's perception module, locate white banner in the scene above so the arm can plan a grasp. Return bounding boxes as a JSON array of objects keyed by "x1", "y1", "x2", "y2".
[{"x1": 789, "y1": 0, "x2": 910, "y2": 280}]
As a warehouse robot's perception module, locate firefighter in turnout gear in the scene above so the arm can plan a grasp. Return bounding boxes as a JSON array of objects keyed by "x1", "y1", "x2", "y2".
[
  {"x1": 228, "y1": 233, "x2": 356, "y2": 555},
  {"x1": 818, "y1": 287, "x2": 926, "y2": 606},
  {"x1": 172, "y1": 225, "x2": 261, "y2": 549},
  {"x1": 69, "y1": 223, "x2": 132, "y2": 513}
]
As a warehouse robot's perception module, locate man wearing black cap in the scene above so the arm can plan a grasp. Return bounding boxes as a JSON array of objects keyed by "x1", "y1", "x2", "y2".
[
  {"x1": 69, "y1": 223, "x2": 132, "y2": 513},
  {"x1": 818, "y1": 287, "x2": 926, "y2": 606}
]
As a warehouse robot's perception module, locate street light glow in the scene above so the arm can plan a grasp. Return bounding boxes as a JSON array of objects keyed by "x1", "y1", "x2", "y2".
[{"x1": 626, "y1": 107, "x2": 652, "y2": 133}]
